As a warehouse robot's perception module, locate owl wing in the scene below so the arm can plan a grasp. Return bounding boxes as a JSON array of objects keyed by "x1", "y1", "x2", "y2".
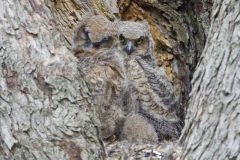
[{"x1": 135, "y1": 56, "x2": 181, "y2": 113}]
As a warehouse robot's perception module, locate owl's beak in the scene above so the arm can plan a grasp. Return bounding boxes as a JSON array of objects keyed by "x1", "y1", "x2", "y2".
[{"x1": 125, "y1": 41, "x2": 135, "y2": 55}]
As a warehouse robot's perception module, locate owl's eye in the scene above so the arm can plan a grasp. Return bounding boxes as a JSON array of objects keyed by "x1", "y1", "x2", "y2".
[
  {"x1": 119, "y1": 34, "x2": 125, "y2": 42},
  {"x1": 136, "y1": 36, "x2": 145, "y2": 45},
  {"x1": 102, "y1": 37, "x2": 109, "y2": 42}
]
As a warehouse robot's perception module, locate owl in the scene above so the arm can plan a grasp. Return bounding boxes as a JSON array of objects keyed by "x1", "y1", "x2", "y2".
[
  {"x1": 72, "y1": 14, "x2": 117, "y2": 56},
  {"x1": 72, "y1": 15, "x2": 128, "y2": 141},
  {"x1": 72, "y1": 16, "x2": 183, "y2": 142},
  {"x1": 116, "y1": 20, "x2": 183, "y2": 141},
  {"x1": 116, "y1": 20, "x2": 156, "y2": 66}
]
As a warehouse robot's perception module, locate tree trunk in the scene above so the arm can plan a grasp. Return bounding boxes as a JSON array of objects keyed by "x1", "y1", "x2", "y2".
[
  {"x1": 0, "y1": 0, "x2": 104, "y2": 159},
  {"x1": 180, "y1": 0, "x2": 240, "y2": 159},
  {"x1": 1, "y1": 0, "x2": 239, "y2": 159}
]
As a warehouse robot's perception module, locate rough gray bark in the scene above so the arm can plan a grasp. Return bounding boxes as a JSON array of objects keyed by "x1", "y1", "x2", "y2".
[
  {"x1": 1, "y1": 0, "x2": 239, "y2": 159},
  {"x1": 180, "y1": 0, "x2": 240, "y2": 159},
  {"x1": 0, "y1": 0, "x2": 104, "y2": 159},
  {"x1": 189, "y1": 0, "x2": 213, "y2": 35}
]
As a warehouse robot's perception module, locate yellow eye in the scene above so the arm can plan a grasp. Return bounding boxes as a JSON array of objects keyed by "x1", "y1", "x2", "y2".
[{"x1": 137, "y1": 36, "x2": 144, "y2": 45}]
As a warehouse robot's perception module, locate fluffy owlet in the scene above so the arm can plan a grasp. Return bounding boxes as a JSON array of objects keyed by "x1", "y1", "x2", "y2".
[
  {"x1": 116, "y1": 20, "x2": 183, "y2": 141},
  {"x1": 72, "y1": 14, "x2": 116, "y2": 56},
  {"x1": 72, "y1": 16, "x2": 183, "y2": 143},
  {"x1": 72, "y1": 15, "x2": 127, "y2": 141},
  {"x1": 116, "y1": 21, "x2": 156, "y2": 66}
]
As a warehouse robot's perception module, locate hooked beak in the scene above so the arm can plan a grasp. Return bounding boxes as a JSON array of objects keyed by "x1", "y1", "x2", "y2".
[{"x1": 124, "y1": 41, "x2": 135, "y2": 55}]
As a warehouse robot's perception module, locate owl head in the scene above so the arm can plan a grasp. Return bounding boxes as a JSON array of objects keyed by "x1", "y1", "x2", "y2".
[
  {"x1": 72, "y1": 14, "x2": 117, "y2": 56},
  {"x1": 116, "y1": 21, "x2": 155, "y2": 59}
]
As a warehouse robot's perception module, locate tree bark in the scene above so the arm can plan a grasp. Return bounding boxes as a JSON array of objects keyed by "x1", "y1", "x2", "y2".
[
  {"x1": 0, "y1": 0, "x2": 104, "y2": 159},
  {"x1": 180, "y1": 0, "x2": 240, "y2": 159},
  {"x1": 1, "y1": 0, "x2": 239, "y2": 159}
]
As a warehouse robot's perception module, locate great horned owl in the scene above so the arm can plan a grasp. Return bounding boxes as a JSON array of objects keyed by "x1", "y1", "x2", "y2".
[
  {"x1": 116, "y1": 20, "x2": 183, "y2": 141},
  {"x1": 72, "y1": 15, "x2": 127, "y2": 141},
  {"x1": 72, "y1": 14, "x2": 117, "y2": 59},
  {"x1": 72, "y1": 16, "x2": 183, "y2": 143},
  {"x1": 116, "y1": 20, "x2": 156, "y2": 65}
]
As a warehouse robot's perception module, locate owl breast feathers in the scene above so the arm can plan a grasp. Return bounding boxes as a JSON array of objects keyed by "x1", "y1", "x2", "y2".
[{"x1": 72, "y1": 15, "x2": 183, "y2": 143}]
